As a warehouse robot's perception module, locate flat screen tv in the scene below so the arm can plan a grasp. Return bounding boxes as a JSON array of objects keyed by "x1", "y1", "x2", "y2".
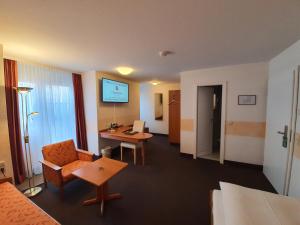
[{"x1": 101, "y1": 78, "x2": 129, "y2": 103}]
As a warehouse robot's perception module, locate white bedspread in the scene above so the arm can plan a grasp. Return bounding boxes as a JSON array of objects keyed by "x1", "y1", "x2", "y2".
[{"x1": 220, "y1": 182, "x2": 300, "y2": 225}]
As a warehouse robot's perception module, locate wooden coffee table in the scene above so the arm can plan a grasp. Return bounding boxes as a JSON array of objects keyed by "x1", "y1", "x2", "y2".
[{"x1": 72, "y1": 157, "x2": 128, "y2": 215}]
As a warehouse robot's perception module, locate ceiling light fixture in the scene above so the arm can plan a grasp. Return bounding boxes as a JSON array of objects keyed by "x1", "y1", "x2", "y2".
[
  {"x1": 116, "y1": 66, "x2": 134, "y2": 75},
  {"x1": 151, "y1": 81, "x2": 160, "y2": 86}
]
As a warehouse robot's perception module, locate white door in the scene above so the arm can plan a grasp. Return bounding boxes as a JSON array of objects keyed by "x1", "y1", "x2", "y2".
[
  {"x1": 197, "y1": 86, "x2": 214, "y2": 157},
  {"x1": 264, "y1": 67, "x2": 296, "y2": 195},
  {"x1": 288, "y1": 67, "x2": 300, "y2": 197}
]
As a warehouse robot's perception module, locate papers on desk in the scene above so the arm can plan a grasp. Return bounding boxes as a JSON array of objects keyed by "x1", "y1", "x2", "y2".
[{"x1": 123, "y1": 130, "x2": 138, "y2": 135}]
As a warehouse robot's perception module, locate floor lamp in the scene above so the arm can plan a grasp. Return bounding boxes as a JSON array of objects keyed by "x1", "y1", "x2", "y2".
[{"x1": 16, "y1": 86, "x2": 42, "y2": 197}]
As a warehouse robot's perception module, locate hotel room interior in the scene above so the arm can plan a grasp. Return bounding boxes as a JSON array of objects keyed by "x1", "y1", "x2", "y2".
[{"x1": 1, "y1": 0, "x2": 300, "y2": 225}]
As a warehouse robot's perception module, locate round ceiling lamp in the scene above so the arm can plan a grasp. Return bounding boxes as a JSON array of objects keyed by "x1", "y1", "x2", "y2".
[
  {"x1": 116, "y1": 66, "x2": 134, "y2": 75},
  {"x1": 150, "y1": 81, "x2": 160, "y2": 86}
]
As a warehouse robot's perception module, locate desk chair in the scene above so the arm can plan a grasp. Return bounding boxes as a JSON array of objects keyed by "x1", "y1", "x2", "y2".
[{"x1": 120, "y1": 120, "x2": 145, "y2": 165}]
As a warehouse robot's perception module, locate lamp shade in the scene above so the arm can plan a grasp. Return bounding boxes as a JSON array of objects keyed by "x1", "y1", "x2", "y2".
[
  {"x1": 27, "y1": 111, "x2": 39, "y2": 117},
  {"x1": 15, "y1": 87, "x2": 33, "y2": 94}
]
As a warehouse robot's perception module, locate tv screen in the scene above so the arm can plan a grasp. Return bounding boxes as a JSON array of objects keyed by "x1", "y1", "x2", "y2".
[{"x1": 101, "y1": 78, "x2": 129, "y2": 103}]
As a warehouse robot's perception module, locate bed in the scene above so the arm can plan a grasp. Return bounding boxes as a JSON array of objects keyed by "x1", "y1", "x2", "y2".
[
  {"x1": 211, "y1": 182, "x2": 300, "y2": 225},
  {"x1": 211, "y1": 189, "x2": 226, "y2": 225},
  {"x1": 0, "y1": 181, "x2": 60, "y2": 225}
]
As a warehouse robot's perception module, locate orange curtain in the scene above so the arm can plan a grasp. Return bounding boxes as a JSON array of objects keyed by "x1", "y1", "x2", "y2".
[
  {"x1": 72, "y1": 73, "x2": 88, "y2": 150},
  {"x1": 4, "y1": 59, "x2": 26, "y2": 184}
]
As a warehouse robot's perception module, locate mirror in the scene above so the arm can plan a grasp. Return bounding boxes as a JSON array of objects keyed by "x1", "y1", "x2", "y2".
[{"x1": 154, "y1": 93, "x2": 163, "y2": 120}]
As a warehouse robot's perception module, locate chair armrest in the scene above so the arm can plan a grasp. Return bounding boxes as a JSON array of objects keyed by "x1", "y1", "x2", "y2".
[
  {"x1": 40, "y1": 160, "x2": 63, "y2": 187},
  {"x1": 76, "y1": 149, "x2": 93, "y2": 155},
  {"x1": 76, "y1": 149, "x2": 94, "y2": 161},
  {"x1": 40, "y1": 160, "x2": 62, "y2": 171}
]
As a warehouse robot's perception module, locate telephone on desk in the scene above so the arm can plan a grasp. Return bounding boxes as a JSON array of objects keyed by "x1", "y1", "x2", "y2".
[
  {"x1": 110, "y1": 123, "x2": 119, "y2": 129},
  {"x1": 108, "y1": 123, "x2": 120, "y2": 132}
]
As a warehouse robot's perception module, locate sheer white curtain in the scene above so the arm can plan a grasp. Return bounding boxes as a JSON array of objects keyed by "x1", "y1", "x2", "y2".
[{"x1": 18, "y1": 62, "x2": 77, "y2": 174}]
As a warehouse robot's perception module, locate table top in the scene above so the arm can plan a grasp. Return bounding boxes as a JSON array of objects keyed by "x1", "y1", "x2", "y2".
[
  {"x1": 72, "y1": 157, "x2": 128, "y2": 187},
  {"x1": 99, "y1": 126, "x2": 153, "y2": 143}
]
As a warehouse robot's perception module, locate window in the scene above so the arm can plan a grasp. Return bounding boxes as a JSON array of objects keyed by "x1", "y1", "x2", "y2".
[{"x1": 18, "y1": 62, "x2": 76, "y2": 174}]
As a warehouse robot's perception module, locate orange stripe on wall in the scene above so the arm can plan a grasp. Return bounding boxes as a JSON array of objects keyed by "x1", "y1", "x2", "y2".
[
  {"x1": 294, "y1": 133, "x2": 300, "y2": 160},
  {"x1": 181, "y1": 119, "x2": 194, "y2": 131},
  {"x1": 226, "y1": 121, "x2": 266, "y2": 138}
]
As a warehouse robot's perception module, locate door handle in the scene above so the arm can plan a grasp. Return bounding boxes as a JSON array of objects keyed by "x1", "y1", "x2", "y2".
[
  {"x1": 277, "y1": 125, "x2": 288, "y2": 148},
  {"x1": 277, "y1": 125, "x2": 288, "y2": 136}
]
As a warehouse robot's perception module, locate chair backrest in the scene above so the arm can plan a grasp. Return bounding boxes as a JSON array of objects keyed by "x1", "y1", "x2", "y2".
[
  {"x1": 42, "y1": 139, "x2": 78, "y2": 166},
  {"x1": 132, "y1": 120, "x2": 145, "y2": 132}
]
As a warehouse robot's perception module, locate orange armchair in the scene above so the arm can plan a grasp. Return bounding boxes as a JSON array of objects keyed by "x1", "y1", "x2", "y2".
[{"x1": 41, "y1": 139, "x2": 93, "y2": 199}]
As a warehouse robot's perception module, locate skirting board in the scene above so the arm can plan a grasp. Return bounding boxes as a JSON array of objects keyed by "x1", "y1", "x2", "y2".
[
  {"x1": 150, "y1": 133, "x2": 168, "y2": 137},
  {"x1": 224, "y1": 160, "x2": 263, "y2": 171},
  {"x1": 179, "y1": 152, "x2": 194, "y2": 159}
]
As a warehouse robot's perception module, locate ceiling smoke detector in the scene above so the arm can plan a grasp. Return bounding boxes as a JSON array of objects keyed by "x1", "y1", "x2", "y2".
[{"x1": 159, "y1": 50, "x2": 174, "y2": 57}]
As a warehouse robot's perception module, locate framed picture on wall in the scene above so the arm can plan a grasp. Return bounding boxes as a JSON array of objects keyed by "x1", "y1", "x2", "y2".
[{"x1": 238, "y1": 95, "x2": 256, "y2": 105}]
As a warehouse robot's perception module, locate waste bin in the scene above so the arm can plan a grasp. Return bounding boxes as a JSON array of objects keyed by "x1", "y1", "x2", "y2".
[{"x1": 101, "y1": 146, "x2": 112, "y2": 158}]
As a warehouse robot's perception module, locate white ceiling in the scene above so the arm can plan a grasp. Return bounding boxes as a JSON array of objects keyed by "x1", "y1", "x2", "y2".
[{"x1": 1, "y1": 0, "x2": 300, "y2": 82}]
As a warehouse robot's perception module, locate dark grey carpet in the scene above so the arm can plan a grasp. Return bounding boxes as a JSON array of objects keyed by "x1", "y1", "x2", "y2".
[{"x1": 32, "y1": 135, "x2": 275, "y2": 225}]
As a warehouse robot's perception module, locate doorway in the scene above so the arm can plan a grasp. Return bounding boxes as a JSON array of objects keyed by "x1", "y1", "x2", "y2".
[{"x1": 196, "y1": 85, "x2": 223, "y2": 161}]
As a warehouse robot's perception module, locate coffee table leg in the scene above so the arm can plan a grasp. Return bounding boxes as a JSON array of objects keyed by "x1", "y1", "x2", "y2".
[
  {"x1": 100, "y1": 185, "x2": 104, "y2": 216},
  {"x1": 83, "y1": 182, "x2": 122, "y2": 216},
  {"x1": 83, "y1": 186, "x2": 102, "y2": 205},
  {"x1": 103, "y1": 182, "x2": 122, "y2": 200}
]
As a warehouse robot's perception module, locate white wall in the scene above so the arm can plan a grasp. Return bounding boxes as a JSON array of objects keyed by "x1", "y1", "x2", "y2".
[
  {"x1": 82, "y1": 71, "x2": 99, "y2": 155},
  {"x1": 0, "y1": 44, "x2": 14, "y2": 179},
  {"x1": 180, "y1": 62, "x2": 268, "y2": 165},
  {"x1": 140, "y1": 82, "x2": 180, "y2": 134}
]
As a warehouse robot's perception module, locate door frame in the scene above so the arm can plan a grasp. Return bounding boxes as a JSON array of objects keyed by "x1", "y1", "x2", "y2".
[
  {"x1": 285, "y1": 67, "x2": 299, "y2": 195},
  {"x1": 195, "y1": 81, "x2": 227, "y2": 164}
]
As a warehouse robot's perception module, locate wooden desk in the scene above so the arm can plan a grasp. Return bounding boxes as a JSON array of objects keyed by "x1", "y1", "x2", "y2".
[
  {"x1": 72, "y1": 157, "x2": 128, "y2": 215},
  {"x1": 99, "y1": 126, "x2": 153, "y2": 165}
]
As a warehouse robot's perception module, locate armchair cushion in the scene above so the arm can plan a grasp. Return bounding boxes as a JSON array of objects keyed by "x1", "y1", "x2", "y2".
[
  {"x1": 42, "y1": 140, "x2": 78, "y2": 166},
  {"x1": 61, "y1": 160, "x2": 91, "y2": 182}
]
